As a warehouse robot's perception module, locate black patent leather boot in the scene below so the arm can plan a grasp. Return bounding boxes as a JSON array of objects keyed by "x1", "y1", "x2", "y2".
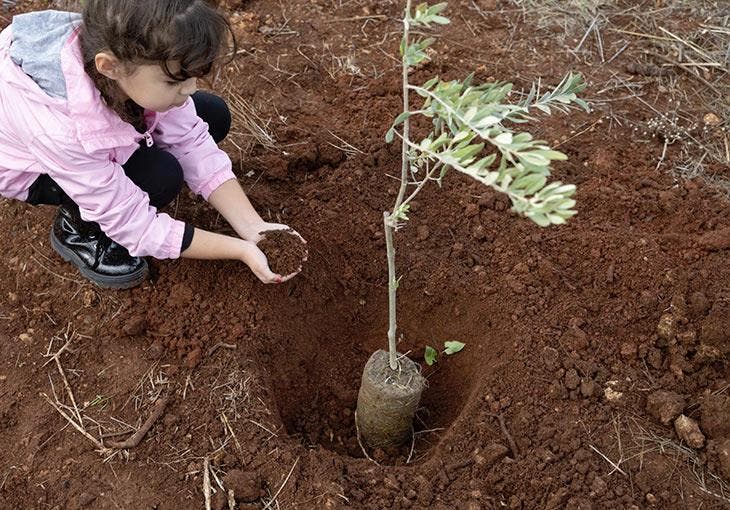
[{"x1": 50, "y1": 204, "x2": 148, "y2": 289}]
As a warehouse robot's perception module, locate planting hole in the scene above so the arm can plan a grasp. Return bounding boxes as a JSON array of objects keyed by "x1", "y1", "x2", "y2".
[{"x1": 261, "y1": 282, "x2": 489, "y2": 462}]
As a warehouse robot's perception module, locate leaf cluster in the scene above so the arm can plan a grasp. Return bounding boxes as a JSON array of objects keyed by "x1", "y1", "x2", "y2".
[{"x1": 389, "y1": 3, "x2": 590, "y2": 227}]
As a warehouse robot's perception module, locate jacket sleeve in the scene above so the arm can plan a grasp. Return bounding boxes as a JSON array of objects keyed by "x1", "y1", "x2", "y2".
[
  {"x1": 153, "y1": 98, "x2": 236, "y2": 200},
  {"x1": 29, "y1": 134, "x2": 186, "y2": 259}
]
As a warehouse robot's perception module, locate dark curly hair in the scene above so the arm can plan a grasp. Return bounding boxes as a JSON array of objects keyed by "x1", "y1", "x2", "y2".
[{"x1": 80, "y1": 0, "x2": 235, "y2": 128}]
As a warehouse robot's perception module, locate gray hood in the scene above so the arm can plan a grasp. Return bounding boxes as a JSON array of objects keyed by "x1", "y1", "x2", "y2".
[{"x1": 9, "y1": 10, "x2": 82, "y2": 99}]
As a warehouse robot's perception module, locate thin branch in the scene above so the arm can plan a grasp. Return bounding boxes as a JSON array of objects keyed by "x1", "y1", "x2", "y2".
[{"x1": 107, "y1": 394, "x2": 170, "y2": 449}]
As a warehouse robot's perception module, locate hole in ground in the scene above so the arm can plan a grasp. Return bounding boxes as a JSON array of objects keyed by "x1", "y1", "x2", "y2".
[{"x1": 261, "y1": 279, "x2": 499, "y2": 463}]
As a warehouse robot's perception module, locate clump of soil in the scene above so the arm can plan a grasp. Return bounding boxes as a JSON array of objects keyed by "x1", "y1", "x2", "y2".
[{"x1": 258, "y1": 229, "x2": 307, "y2": 276}]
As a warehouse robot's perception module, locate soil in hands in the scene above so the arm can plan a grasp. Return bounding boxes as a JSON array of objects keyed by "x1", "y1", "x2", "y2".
[{"x1": 257, "y1": 229, "x2": 307, "y2": 276}]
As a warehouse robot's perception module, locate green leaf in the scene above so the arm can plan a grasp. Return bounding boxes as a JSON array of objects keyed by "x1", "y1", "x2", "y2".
[
  {"x1": 512, "y1": 174, "x2": 547, "y2": 194},
  {"x1": 494, "y1": 132, "x2": 513, "y2": 145},
  {"x1": 422, "y1": 76, "x2": 440, "y2": 90},
  {"x1": 453, "y1": 143, "x2": 485, "y2": 162},
  {"x1": 425, "y1": 346, "x2": 439, "y2": 365},
  {"x1": 386, "y1": 128, "x2": 395, "y2": 143},
  {"x1": 427, "y1": 2, "x2": 449, "y2": 15},
  {"x1": 393, "y1": 111, "x2": 412, "y2": 126},
  {"x1": 518, "y1": 152, "x2": 550, "y2": 167},
  {"x1": 444, "y1": 341, "x2": 465, "y2": 355}
]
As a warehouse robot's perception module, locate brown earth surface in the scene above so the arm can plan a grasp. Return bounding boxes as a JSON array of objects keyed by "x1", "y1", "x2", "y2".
[{"x1": 1, "y1": 0, "x2": 729, "y2": 509}]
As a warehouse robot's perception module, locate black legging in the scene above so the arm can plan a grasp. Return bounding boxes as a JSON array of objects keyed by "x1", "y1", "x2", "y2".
[{"x1": 26, "y1": 91, "x2": 231, "y2": 208}]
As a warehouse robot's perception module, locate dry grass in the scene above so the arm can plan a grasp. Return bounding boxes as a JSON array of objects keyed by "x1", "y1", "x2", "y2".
[
  {"x1": 593, "y1": 415, "x2": 730, "y2": 506},
  {"x1": 510, "y1": 0, "x2": 729, "y2": 195},
  {"x1": 226, "y1": 92, "x2": 278, "y2": 153}
]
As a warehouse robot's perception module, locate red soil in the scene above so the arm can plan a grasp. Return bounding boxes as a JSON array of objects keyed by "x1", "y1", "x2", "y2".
[{"x1": 0, "y1": 1, "x2": 728, "y2": 509}]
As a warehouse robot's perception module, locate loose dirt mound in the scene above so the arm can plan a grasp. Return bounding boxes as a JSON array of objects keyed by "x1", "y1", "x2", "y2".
[{"x1": 0, "y1": 1, "x2": 728, "y2": 509}]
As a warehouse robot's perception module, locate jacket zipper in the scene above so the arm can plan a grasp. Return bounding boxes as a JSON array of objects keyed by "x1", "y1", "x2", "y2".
[{"x1": 143, "y1": 131, "x2": 153, "y2": 147}]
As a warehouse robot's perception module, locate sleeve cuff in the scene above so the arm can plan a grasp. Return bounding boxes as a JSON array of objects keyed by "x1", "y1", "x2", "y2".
[
  {"x1": 181, "y1": 223, "x2": 195, "y2": 252},
  {"x1": 199, "y1": 170, "x2": 237, "y2": 200}
]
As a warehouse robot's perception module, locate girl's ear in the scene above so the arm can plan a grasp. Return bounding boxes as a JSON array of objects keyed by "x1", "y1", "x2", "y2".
[{"x1": 94, "y1": 52, "x2": 123, "y2": 80}]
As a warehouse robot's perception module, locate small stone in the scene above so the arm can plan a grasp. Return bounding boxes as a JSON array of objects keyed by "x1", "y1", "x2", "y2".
[
  {"x1": 604, "y1": 386, "x2": 623, "y2": 403},
  {"x1": 670, "y1": 294, "x2": 688, "y2": 320},
  {"x1": 646, "y1": 391, "x2": 686, "y2": 425},
  {"x1": 674, "y1": 415, "x2": 705, "y2": 449},
  {"x1": 163, "y1": 414, "x2": 178, "y2": 426},
  {"x1": 657, "y1": 313, "x2": 676, "y2": 342},
  {"x1": 703, "y1": 112, "x2": 721, "y2": 126},
  {"x1": 81, "y1": 288, "x2": 96, "y2": 307},
  {"x1": 646, "y1": 493, "x2": 658, "y2": 505},
  {"x1": 18, "y1": 333, "x2": 32, "y2": 343},
  {"x1": 565, "y1": 496, "x2": 592, "y2": 510}
]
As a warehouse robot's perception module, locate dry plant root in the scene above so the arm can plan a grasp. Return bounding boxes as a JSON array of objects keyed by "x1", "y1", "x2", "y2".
[
  {"x1": 489, "y1": 413, "x2": 520, "y2": 459},
  {"x1": 107, "y1": 394, "x2": 171, "y2": 449}
]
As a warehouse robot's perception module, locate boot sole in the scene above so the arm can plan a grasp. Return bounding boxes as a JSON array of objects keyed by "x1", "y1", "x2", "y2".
[{"x1": 50, "y1": 230, "x2": 149, "y2": 290}]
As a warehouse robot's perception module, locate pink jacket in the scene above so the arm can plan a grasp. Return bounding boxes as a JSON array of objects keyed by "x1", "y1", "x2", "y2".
[{"x1": 0, "y1": 17, "x2": 236, "y2": 259}]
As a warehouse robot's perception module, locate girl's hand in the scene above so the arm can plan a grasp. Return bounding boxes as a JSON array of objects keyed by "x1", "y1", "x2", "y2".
[
  {"x1": 241, "y1": 221, "x2": 307, "y2": 245},
  {"x1": 240, "y1": 240, "x2": 301, "y2": 284}
]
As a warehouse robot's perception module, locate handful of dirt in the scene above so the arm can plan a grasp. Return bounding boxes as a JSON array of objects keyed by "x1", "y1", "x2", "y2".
[{"x1": 258, "y1": 229, "x2": 307, "y2": 276}]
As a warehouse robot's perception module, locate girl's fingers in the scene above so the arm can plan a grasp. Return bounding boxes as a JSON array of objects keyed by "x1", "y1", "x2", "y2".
[{"x1": 279, "y1": 268, "x2": 302, "y2": 282}]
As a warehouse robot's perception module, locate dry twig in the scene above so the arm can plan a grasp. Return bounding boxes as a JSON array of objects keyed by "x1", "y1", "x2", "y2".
[
  {"x1": 263, "y1": 456, "x2": 300, "y2": 510},
  {"x1": 107, "y1": 394, "x2": 170, "y2": 449}
]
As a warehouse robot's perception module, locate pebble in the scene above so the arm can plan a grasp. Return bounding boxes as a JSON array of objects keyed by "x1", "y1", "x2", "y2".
[
  {"x1": 604, "y1": 386, "x2": 623, "y2": 403},
  {"x1": 674, "y1": 415, "x2": 705, "y2": 449},
  {"x1": 656, "y1": 313, "x2": 676, "y2": 341}
]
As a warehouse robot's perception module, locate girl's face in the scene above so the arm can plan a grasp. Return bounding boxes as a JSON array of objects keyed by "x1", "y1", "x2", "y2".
[
  {"x1": 115, "y1": 63, "x2": 198, "y2": 112},
  {"x1": 95, "y1": 53, "x2": 198, "y2": 112}
]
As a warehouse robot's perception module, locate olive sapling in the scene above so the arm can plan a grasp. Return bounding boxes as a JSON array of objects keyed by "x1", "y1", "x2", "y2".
[{"x1": 356, "y1": 0, "x2": 589, "y2": 449}]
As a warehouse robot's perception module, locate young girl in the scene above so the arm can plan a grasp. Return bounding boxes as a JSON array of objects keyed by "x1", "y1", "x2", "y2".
[{"x1": 0, "y1": 0, "x2": 304, "y2": 289}]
